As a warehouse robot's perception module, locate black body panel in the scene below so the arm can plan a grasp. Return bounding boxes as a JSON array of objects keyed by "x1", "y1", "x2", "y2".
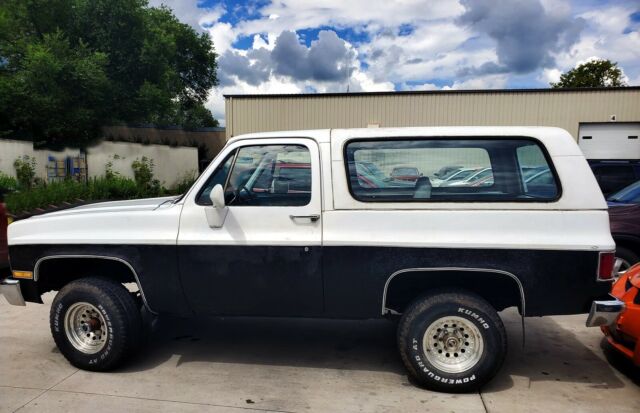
[
  {"x1": 8, "y1": 244, "x2": 191, "y2": 316},
  {"x1": 322, "y1": 247, "x2": 609, "y2": 317},
  {"x1": 9, "y1": 244, "x2": 609, "y2": 319},
  {"x1": 178, "y1": 245, "x2": 323, "y2": 316}
]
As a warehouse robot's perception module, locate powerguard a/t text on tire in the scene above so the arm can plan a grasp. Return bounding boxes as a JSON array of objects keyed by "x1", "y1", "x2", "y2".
[
  {"x1": 397, "y1": 290, "x2": 507, "y2": 392},
  {"x1": 50, "y1": 277, "x2": 142, "y2": 371}
]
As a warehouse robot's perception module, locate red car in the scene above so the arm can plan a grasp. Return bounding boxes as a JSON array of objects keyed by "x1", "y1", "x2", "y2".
[{"x1": 390, "y1": 166, "x2": 421, "y2": 182}]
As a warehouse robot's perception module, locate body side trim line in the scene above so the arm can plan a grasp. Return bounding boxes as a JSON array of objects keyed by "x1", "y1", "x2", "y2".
[
  {"x1": 381, "y1": 267, "x2": 526, "y2": 318},
  {"x1": 33, "y1": 255, "x2": 157, "y2": 314}
]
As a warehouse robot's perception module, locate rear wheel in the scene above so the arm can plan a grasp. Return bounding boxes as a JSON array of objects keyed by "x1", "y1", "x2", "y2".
[
  {"x1": 614, "y1": 246, "x2": 639, "y2": 276},
  {"x1": 397, "y1": 290, "x2": 506, "y2": 393},
  {"x1": 50, "y1": 277, "x2": 142, "y2": 371}
]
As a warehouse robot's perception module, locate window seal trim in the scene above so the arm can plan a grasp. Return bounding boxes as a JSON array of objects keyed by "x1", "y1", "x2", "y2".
[
  {"x1": 194, "y1": 149, "x2": 237, "y2": 206},
  {"x1": 342, "y1": 136, "x2": 563, "y2": 204},
  {"x1": 195, "y1": 143, "x2": 314, "y2": 208}
]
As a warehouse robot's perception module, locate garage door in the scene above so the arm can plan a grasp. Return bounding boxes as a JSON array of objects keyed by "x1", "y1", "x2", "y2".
[{"x1": 578, "y1": 123, "x2": 640, "y2": 160}]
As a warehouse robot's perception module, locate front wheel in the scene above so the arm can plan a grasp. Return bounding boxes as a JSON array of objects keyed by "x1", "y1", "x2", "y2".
[
  {"x1": 50, "y1": 277, "x2": 142, "y2": 371},
  {"x1": 397, "y1": 290, "x2": 507, "y2": 392}
]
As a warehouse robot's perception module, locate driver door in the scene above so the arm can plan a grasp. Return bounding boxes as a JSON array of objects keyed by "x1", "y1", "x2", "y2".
[{"x1": 177, "y1": 138, "x2": 324, "y2": 316}]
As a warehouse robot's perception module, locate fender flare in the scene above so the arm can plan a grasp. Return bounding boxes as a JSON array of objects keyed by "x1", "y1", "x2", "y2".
[
  {"x1": 381, "y1": 267, "x2": 526, "y2": 341},
  {"x1": 34, "y1": 254, "x2": 156, "y2": 314}
]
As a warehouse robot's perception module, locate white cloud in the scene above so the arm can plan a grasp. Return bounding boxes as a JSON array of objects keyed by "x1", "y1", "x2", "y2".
[
  {"x1": 539, "y1": 68, "x2": 562, "y2": 85},
  {"x1": 150, "y1": 0, "x2": 640, "y2": 124},
  {"x1": 552, "y1": 5, "x2": 640, "y2": 85},
  {"x1": 443, "y1": 74, "x2": 509, "y2": 90},
  {"x1": 237, "y1": 0, "x2": 464, "y2": 37},
  {"x1": 206, "y1": 77, "x2": 304, "y2": 126},
  {"x1": 147, "y1": 0, "x2": 224, "y2": 31},
  {"x1": 206, "y1": 22, "x2": 237, "y2": 55}
]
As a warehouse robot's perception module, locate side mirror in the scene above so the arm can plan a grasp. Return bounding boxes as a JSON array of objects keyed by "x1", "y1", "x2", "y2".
[
  {"x1": 210, "y1": 184, "x2": 225, "y2": 208},
  {"x1": 205, "y1": 184, "x2": 228, "y2": 228}
]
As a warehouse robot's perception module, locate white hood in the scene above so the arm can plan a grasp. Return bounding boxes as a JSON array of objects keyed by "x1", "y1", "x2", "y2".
[
  {"x1": 31, "y1": 196, "x2": 177, "y2": 219},
  {"x1": 8, "y1": 196, "x2": 182, "y2": 246}
]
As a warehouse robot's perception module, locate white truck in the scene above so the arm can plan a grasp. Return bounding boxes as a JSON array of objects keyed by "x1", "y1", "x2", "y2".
[{"x1": 1, "y1": 126, "x2": 619, "y2": 392}]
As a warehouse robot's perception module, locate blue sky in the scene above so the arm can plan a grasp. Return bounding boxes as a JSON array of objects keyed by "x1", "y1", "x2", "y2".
[{"x1": 150, "y1": 0, "x2": 640, "y2": 124}]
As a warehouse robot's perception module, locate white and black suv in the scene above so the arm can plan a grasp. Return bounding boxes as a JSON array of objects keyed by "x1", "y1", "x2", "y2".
[{"x1": 1, "y1": 127, "x2": 619, "y2": 392}]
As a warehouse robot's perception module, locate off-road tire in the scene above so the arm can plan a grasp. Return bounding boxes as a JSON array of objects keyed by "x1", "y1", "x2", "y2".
[
  {"x1": 50, "y1": 277, "x2": 142, "y2": 371},
  {"x1": 616, "y1": 246, "x2": 639, "y2": 272},
  {"x1": 397, "y1": 290, "x2": 507, "y2": 393}
]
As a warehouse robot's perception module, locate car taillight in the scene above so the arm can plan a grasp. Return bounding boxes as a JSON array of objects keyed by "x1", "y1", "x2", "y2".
[{"x1": 597, "y1": 252, "x2": 615, "y2": 281}]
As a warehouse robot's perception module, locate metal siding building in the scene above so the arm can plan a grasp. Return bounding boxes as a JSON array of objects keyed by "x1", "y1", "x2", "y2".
[{"x1": 224, "y1": 87, "x2": 640, "y2": 141}]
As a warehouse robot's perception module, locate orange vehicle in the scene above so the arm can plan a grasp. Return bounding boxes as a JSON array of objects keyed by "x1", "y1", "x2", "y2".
[{"x1": 588, "y1": 264, "x2": 640, "y2": 366}]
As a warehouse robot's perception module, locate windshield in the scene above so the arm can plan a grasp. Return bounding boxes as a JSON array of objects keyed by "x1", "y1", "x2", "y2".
[{"x1": 608, "y1": 180, "x2": 640, "y2": 203}]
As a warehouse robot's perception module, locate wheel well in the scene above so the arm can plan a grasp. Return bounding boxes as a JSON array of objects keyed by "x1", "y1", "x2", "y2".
[
  {"x1": 613, "y1": 236, "x2": 640, "y2": 257},
  {"x1": 384, "y1": 269, "x2": 523, "y2": 315},
  {"x1": 36, "y1": 257, "x2": 138, "y2": 295}
]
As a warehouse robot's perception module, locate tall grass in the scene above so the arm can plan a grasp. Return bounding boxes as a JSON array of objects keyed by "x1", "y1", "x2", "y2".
[{"x1": 0, "y1": 172, "x2": 19, "y2": 194}]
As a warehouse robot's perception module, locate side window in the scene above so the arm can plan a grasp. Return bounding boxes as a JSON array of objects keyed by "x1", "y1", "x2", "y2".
[
  {"x1": 225, "y1": 144, "x2": 311, "y2": 207},
  {"x1": 344, "y1": 138, "x2": 559, "y2": 202},
  {"x1": 517, "y1": 144, "x2": 558, "y2": 199},
  {"x1": 196, "y1": 150, "x2": 236, "y2": 205}
]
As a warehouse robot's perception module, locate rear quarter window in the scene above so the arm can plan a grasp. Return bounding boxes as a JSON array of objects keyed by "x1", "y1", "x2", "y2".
[{"x1": 344, "y1": 137, "x2": 560, "y2": 202}]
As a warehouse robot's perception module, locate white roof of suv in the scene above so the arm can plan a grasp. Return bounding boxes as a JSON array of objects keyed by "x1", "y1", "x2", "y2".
[{"x1": 230, "y1": 126, "x2": 583, "y2": 157}]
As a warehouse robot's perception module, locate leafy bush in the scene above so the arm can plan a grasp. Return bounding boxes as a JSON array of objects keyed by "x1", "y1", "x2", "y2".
[
  {"x1": 0, "y1": 172, "x2": 19, "y2": 194},
  {"x1": 4, "y1": 156, "x2": 194, "y2": 215},
  {"x1": 172, "y1": 170, "x2": 197, "y2": 195},
  {"x1": 131, "y1": 156, "x2": 163, "y2": 197},
  {"x1": 104, "y1": 154, "x2": 122, "y2": 179},
  {"x1": 13, "y1": 155, "x2": 37, "y2": 189},
  {"x1": 5, "y1": 176, "x2": 149, "y2": 215}
]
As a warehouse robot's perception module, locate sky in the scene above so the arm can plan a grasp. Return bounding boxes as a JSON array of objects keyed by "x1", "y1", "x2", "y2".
[{"x1": 149, "y1": 0, "x2": 640, "y2": 125}]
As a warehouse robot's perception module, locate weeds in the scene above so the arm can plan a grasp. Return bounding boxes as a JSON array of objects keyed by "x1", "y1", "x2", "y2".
[
  {"x1": 4, "y1": 155, "x2": 192, "y2": 215},
  {"x1": 13, "y1": 155, "x2": 37, "y2": 189},
  {"x1": 0, "y1": 172, "x2": 19, "y2": 194}
]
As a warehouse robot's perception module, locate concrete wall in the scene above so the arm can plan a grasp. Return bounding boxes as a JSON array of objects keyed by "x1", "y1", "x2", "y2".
[
  {"x1": 224, "y1": 87, "x2": 640, "y2": 140},
  {"x1": 102, "y1": 125, "x2": 226, "y2": 163},
  {"x1": 86, "y1": 141, "x2": 198, "y2": 187},
  {"x1": 0, "y1": 139, "x2": 198, "y2": 187},
  {"x1": 0, "y1": 139, "x2": 81, "y2": 179}
]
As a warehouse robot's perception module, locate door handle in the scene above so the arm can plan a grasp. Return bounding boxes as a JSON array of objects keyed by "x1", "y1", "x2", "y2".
[{"x1": 290, "y1": 214, "x2": 320, "y2": 222}]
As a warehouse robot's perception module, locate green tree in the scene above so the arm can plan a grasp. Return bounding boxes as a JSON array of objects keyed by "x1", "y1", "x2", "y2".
[
  {"x1": 551, "y1": 59, "x2": 627, "y2": 88},
  {"x1": 0, "y1": 0, "x2": 218, "y2": 147}
]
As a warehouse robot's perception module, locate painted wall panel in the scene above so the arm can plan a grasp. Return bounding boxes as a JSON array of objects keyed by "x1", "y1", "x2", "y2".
[{"x1": 225, "y1": 89, "x2": 640, "y2": 141}]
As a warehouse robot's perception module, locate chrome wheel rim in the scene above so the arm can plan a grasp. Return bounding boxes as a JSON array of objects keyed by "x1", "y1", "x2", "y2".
[
  {"x1": 64, "y1": 302, "x2": 108, "y2": 354},
  {"x1": 614, "y1": 257, "x2": 631, "y2": 276},
  {"x1": 422, "y1": 316, "x2": 484, "y2": 374}
]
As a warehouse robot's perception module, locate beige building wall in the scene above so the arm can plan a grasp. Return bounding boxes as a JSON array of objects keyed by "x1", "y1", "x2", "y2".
[{"x1": 225, "y1": 88, "x2": 640, "y2": 140}]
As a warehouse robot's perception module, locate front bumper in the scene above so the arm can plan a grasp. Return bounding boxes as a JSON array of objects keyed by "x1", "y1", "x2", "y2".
[
  {"x1": 585, "y1": 299, "x2": 625, "y2": 327},
  {"x1": 601, "y1": 324, "x2": 640, "y2": 366},
  {"x1": 0, "y1": 278, "x2": 26, "y2": 306}
]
